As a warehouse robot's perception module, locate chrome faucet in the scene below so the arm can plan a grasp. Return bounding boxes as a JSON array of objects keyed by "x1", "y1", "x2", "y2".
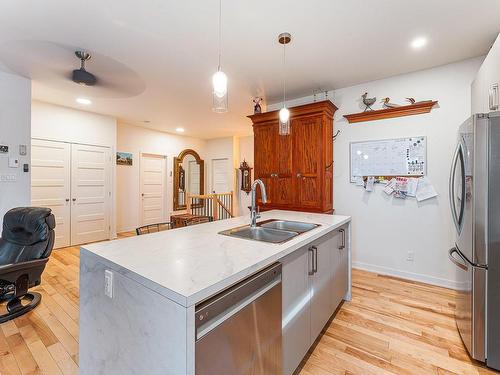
[{"x1": 250, "y1": 179, "x2": 267, "y2": 227}]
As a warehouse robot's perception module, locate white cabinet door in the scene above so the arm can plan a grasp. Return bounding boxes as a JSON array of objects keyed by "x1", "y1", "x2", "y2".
[
  {"x1": 472, "y1": 73, "x2": 487, "y2": 114},
  {"x1": 281, "y1": 246, "x2": 311, "y2": 375},
  {"x1": 486, "y1": 34, "x2": 500, "y2": 111},
  {"x1": 472, "y1": 33, "x2": 500, "y2": 113},
  {"x1": 309, "y1": 232, "x2": 334, "y2": 343},
  {"x1": 71, "y1": 144, "x2": 111, "y2": 245},
  {"x1": 31, "y1": 139, "x2": 71, "y2": 249},
  {"x1": 140, "y1": 154, "x2": 166, "y2": 226},
  {"x1": 332, "y1": 225, "x2": 349, "y2": 309}
]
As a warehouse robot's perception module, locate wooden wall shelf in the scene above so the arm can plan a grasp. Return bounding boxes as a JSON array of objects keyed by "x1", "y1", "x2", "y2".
[{"x1": 344, "y1": 101, "x2": 438, "y2": 124}]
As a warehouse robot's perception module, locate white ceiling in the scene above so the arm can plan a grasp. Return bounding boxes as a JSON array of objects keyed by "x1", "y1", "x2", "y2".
[{"x1": 0, "y1": 0, "x2": 499, "y2": 139}]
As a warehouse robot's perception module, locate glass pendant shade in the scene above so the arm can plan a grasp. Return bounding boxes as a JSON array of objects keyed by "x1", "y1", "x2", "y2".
[
  {"x1": 212, "y1": 70, "x2": 227, "y2": 98},
  {"x1": 213, "y1": 90, "x2": 228, "y2": 113},
  {"x1": 212, "y1": 70, "x2": 228, "y2": 112},
  {"x1": 279, "y1": 107, "x2": 290, "y2": 135}
]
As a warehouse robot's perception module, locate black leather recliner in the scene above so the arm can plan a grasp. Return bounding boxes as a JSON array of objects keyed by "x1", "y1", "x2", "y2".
[{"x1": 0, "y1": 207, "x2": 55, "y2": 323}]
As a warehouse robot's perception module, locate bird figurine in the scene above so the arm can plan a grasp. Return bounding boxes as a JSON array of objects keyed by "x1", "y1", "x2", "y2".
[
  {"x1": 380, "y1": 97, "x2": 400, "y2": 108},
  {"x1": 361, "y1": 92, "x2": 376, "y2": 111},
  {"x1": 406, "y1": 97, "x2": 433, "y2": 105}
]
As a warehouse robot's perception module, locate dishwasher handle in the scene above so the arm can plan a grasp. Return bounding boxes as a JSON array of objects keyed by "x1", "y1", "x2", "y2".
[{"x1": 195, "y1": 262, "x2": 282, "y2": 341}]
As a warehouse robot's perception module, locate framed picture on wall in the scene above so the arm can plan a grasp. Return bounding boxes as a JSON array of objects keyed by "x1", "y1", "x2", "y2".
[{"x1": 116, "y1": 152, "x2": 133, "y2": 166}]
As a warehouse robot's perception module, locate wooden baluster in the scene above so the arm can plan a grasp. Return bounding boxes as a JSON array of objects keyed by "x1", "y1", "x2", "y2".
[
  {"x1": 186, "y1": 193, "x2": 191, "y2": 214},
  {"x1": 212, "y1": 194, "x2": 218, "y2": 221},
  {"x1": 230, "y1": 191, "x2": 234, "y2": 217}
]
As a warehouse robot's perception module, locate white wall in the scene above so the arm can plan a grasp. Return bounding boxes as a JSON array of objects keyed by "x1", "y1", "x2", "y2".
[
  {"x1": 237, "y1": 136, "x2": 254, "y2": 217},
  {"x1": 116, "y1": 123, "x2": 207, "y2": 232},
  {"x1": 31, "y1": 101, "x2": 118, "y2": 236},
  {"x1": 267, "y1": 57, "x2": 483, "y2": 288},
  {"x1": 0, "y1": 71, "x2": 31, "y2": 228}
]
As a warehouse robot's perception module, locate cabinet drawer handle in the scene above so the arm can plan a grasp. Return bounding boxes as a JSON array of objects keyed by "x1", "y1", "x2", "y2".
[
  {"x1": 296, "y1": 173, "x2": 302, "y2": 178},
  {"x1": 308, "y1": 247, "x2": 315, "y2": 275},
  {"x1": 311, "y1": 246, "x2": 318, "y2": 274},
  {"x1": 339, "y1": 229, "x2": 345, "y2": 249}
]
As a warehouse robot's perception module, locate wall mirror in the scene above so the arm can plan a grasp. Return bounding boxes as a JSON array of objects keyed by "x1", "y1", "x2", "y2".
[{"x1": 173, "y1": 149, "x2": 204, "y2": 211}]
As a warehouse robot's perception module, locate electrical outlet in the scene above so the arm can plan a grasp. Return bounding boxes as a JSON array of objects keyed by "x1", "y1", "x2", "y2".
[
  {"x1": 407, "y1": 251, "x2": 414, "y2": 262},
  {"x1": 104, "y1": 270, "x2": 113, "y2": 298}
]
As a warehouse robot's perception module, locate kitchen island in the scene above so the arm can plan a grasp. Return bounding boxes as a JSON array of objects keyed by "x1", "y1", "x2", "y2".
[{"x1": 79, "y1": 210, "x2": 351, "y2": 375}]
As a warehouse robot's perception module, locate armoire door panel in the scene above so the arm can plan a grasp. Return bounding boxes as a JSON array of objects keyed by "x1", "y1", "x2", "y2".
[
  {"x1": 254, "y1": 123, "x2": 277, "y2": 205},
  {"x1": 293, "y1": 116, "x2": 323, "y2": 209},
  {"x1": 323, "y1": 114, "x2": 334, "y2": 211},
  {"x1": 254, "y1": 123, "x2": 275, "y2": 176},
  {"x1": 276, "y1": 126, "x2": 293, "y2": 207},
  {"x1": 274, "y1": 177, "x2": 293, "y2": 207},
  {"x1": 31, "y1": 139, "x2": 71, "y2": 249}
]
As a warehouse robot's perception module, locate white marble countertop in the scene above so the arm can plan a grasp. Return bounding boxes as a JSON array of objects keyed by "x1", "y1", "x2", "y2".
[{"x1": 81, "y1": 210, "x2": 351, "y2": 307}]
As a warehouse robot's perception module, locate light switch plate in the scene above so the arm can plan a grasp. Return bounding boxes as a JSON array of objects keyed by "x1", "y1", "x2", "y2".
[
  {"x1": 104, "y1": 270, "x2": 113, "y2": 298},
  {"x1": 8, "y1": 158, "x2": 19, "y2": 168},
  {"x1": 19, "y1": 145, "x2": 27, "y2": 156}
]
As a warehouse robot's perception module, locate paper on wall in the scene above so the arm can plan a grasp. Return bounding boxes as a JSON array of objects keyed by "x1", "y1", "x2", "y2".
[
  {"x1": 365, "y1": 176, "x2": 375, "y2": 192},
  {"x1": 416, "y1": 177, "x2": 438, "y2": 202},
  {"x1": 406, "y1": 178, "x2": 419, "y2": 197},
  {"x1": 383, "y1": 178, "x2": 396, "y2": 195}
]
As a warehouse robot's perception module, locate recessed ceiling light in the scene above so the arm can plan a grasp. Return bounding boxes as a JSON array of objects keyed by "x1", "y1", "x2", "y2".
[
  {"x1": 176, "y1": 127, "x2": 185, "y2": 133},
  {"x1": 76, "y1": 97, "x2": 91, "y2": 105},
  {"x1": 411, "y1": 37, "x2": 427, "y2": 49}
]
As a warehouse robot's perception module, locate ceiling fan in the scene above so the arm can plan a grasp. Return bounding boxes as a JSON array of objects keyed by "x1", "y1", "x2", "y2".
[{"x1": 72, "y1": 51, "x2": 97, "y2": 86}]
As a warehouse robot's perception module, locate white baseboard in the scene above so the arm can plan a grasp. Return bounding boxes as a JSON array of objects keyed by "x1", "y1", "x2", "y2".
[
  {"x1": 117, "y1": 226, "x2": 137, "y2": 234},
  {"x1": 352, "y1": 261, "x2": 461, "y2": 290}
]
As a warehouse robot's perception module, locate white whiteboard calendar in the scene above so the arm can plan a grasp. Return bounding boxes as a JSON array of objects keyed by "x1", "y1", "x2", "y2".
[{"x1": 350, "y1": 136, "x2": 427, "y2": 182}]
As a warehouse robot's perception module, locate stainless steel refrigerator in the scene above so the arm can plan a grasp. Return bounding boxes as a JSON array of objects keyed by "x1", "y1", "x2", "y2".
[{"x1": 449, "y1": 111, "x2": 500, "y2": 369}]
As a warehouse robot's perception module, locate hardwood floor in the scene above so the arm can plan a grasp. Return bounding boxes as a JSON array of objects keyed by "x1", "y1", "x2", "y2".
[
  {"x1": 0, "y1": 235, "x2": 497, "y2": 374},
  {"x1": 298, "y1": 270, "x2": 497, "y2": 375}
]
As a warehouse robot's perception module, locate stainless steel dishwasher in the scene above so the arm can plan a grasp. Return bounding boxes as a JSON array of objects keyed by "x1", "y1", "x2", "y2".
[{"x1": 195, "y1": 263, "x2": 282, "y2": 375}]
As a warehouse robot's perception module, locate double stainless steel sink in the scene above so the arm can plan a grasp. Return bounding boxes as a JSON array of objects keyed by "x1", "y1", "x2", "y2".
[{"x1": 219, "y1": 219, "x2": 320, "y2": 244}]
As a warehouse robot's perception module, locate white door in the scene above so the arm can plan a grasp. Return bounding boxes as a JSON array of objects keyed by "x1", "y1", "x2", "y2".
[
  {"x1": 212, "y1": 158, "x2": 230, "y2": 193},
  {"x1": 71, "y1": 144, "x2": 111, "y2": 245},
  {"x1": 140, "y1": 154, "x2": 166, "y2": 225},
  {"x1": 31, "y1": 139, "x2": 71, "y2": 249}
]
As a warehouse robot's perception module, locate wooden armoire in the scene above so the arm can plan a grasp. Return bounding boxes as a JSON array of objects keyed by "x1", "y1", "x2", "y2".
[{"x1": 248, "y1": 100, "x2": 337, "y2": 213}]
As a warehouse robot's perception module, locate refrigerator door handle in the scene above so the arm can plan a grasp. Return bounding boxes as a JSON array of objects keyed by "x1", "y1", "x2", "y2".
[
  {"x1": 449, "y1": 142, "x2": 466, "y2": 233},
  {"x1": 449, "y1": 247, "x2": 469, "y2": 271}
]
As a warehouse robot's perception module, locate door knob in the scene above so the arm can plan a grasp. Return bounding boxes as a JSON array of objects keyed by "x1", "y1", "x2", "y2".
[{"x1": 296, "y1": 173, "x2": 302, "y2": 178}]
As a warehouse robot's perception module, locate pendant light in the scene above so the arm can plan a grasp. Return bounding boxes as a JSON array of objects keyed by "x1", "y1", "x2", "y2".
[
  {"x1": 278, "y1": 32, "x2": 292, "y2": 135},
  {"x1": 212, "y1": 0, "x2": 228, "y2": 112}
]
